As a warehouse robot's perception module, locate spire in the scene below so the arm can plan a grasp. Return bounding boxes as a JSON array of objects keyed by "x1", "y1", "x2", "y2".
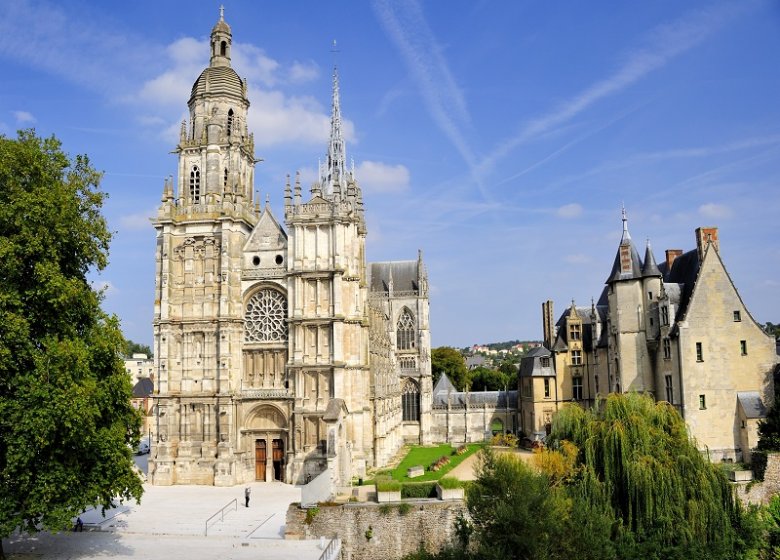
[
  {"x1": 320, "y1": 62, "x2": 348, "y2": 197},
  {"x1": 621, "y1": 203, "x2": 631, "y2": 243},
  {"x1": 642, "y1": 239, "x2": 662, "y2": 277},
  {"x1": 606, "y1": 205, "x2": 643, "y2": 283}
]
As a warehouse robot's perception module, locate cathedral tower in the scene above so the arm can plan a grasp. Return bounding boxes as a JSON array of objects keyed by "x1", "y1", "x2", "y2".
[{"x1": 151, "y1": 9, "x2": 260, "y2": 485}]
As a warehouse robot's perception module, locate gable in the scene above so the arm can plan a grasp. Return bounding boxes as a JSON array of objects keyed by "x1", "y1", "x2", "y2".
[{"x1": 244, "y1": 207, "x2": 287, "y2": 252}]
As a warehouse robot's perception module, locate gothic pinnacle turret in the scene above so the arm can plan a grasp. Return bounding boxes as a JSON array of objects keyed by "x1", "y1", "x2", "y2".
[{"x1": 319, "y1": 64, "x2": 350, "y2": 196}]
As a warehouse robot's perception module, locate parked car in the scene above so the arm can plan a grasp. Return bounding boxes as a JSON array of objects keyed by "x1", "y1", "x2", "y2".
[{"x1": 136, "y1": 439, "x2": 150, "y2": 455}]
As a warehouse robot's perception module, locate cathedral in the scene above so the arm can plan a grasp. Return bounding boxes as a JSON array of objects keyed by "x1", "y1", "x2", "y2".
[{"x1": 148, "y1": 12, "x2": 432, "y2": 486}]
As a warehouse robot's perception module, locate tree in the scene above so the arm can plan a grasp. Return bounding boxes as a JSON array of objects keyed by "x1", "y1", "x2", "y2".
[
  {"x1": 546, "y1": 393, "x2": 761, "y2": 559},
  {"x1": 467, "y1": 367, "x2": 508, "y2": 392},
  {"x1": 462, "y1": 449, "x2": 615, "y2": 560},
  {"x1": 124, "y1": 339, "x2": 152, "y2": 358},
  {"x1": 431, "y1": 347, "x2": 468, "y2": 390},
  {"x1": 0, "y1": 131, "x2": 143, "y2": 558}
]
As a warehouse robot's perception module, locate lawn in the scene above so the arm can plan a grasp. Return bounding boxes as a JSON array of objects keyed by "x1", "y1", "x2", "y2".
[{"x1": 377, "y1": 443, "x2": 484, "y2": 482}]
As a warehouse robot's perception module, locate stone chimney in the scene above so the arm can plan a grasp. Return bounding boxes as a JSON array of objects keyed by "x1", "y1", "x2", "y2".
[
  {"x1": 695, "y1": 227, "x2": 719, "y2": 260},
  {"x1": 665, "y1": 249, "x2": 683, "y2": 272},
  {"x1": 542, "y1": 300, "x2": 555, "y2": 350}
]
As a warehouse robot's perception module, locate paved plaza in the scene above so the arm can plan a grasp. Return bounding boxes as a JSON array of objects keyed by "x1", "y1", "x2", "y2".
[{"x1": 4, "y1": 456, "x2": 327, "y2": 560}]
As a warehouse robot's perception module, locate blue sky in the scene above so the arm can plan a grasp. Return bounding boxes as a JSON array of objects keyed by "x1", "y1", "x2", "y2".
[{"x1": 1, "y1": 0, "x2": 779, "y2": 348}]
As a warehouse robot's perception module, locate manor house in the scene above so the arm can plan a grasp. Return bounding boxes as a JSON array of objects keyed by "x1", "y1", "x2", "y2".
[{"x1": 521, "y1": 210, "x2": 777, "y2": 462}]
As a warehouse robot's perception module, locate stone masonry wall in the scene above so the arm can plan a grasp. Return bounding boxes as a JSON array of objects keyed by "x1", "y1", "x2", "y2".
[
  {"x1": 286, "y1": 500, "x2": 467, "y2": 560},
  {"x1": 735, "y1": 452, "x2": 780, "y2": 505}
]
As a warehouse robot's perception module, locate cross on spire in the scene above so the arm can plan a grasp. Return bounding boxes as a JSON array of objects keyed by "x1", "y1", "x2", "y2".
[{"x1": 219, "y1": 5, "x2": 224, "y2": 20}]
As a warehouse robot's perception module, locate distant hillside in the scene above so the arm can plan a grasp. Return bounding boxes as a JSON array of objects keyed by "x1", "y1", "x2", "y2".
[{"x1": 472, "y1": 340, "x2": 543, "y2": 351}]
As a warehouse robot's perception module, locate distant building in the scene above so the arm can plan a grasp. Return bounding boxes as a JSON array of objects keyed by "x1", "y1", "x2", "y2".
[
  {"x1": 522, "y1": 210, "x2": 777, "y2": 461},
  {"x1": 124, "y1": 353, "x2": 154, "y2": 385}
]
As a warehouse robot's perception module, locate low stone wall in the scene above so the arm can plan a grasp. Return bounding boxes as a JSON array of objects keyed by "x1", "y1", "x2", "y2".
[
  {"x1": 286, "y1": 500, "x2": 467, "y2": 560},
  {"x1": 735, "y1": 452, "x2": 780, "y2": 505}
]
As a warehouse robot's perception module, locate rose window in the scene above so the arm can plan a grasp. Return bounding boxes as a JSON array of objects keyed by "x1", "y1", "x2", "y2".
[{"x1": 245, "y1": 289, "x2": 288, "y2": 342}]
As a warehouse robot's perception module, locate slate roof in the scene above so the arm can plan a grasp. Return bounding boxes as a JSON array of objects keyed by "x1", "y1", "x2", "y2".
[
  {"x1": 606, "y1": 243, "x2": 643, "y2": 283},
  {"x1": 132, "y1": 378, "x2": 154, "y2": 398},
  {"x1": 550, "y1": 304, "x2": 607, "y2": 351},
  {"x1": 664, "y1": 249, "x2": 700, "y2": 323},
  {"x1": 642, "y1": 244, "x2": 662, "y2": 277},
  {"x1": 368, "y1": 260, "x2": 419, "y2": 294},
  {"x1": 432, "y1": 373, "x2": 517, "y2": 407},
  {"x1": 519, "y1": 347, "x2": 555, "y2": 378},
  {"x1": 737, "y1": 392, "x2": 767, "y2": 419}
]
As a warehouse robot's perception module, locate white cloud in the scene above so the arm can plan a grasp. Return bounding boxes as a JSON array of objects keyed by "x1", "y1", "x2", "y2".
[
  {"x1": 13, "y1": 110, "x2": 36, "y2": 123},
  {"x1": 288, "y1": 61, "x2": 319, "y2": 83},
  {"x1": 698, "y1": 202, "x2": 732, "y2": 219},
  {"x1": 356, "y1": 161, "x2": 410, "y2": 194},
  {"x1": 132, "y1": 37, "x2": 346, "y2": 149},
  {"x1": 119, "y1": 208, "x2": 157, "y2": 231},
  {"x1": 699, "y1": 202, "x2": 732, "y2": 220},
  {"x1": 557, "y1": 203, "x2": 583, "y2": 218}
]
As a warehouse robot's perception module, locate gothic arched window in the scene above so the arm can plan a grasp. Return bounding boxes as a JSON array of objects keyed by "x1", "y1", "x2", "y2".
[
  {"x1": 245, "y1": 289, "x2": 288, "y2": 343},
  {"x1": 190, "y1": 166, "x2": 201, "y2": 203},
  {"x1": 397, "y1": 308, "x2": 416, "y2": 351},
  {"x1": 227, "y1": 109, "x2": 234, "y2": 137},
  {"x1": 224, "y1": 168, "x2": 228, "y2": 189},
  {"x1": 402, "y1": 378, "x2": 420, "y2": 422}
]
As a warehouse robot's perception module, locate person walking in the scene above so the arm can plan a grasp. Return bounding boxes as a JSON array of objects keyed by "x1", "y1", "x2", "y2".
[{"x1": 244, "y1": 486, "x2": 251, "y2": 507}]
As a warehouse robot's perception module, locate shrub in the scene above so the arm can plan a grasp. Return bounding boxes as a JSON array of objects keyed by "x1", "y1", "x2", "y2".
[
  {"x1": 437, "y1": 476, "x2": 462, "y2": 490},
  {"x1": 402, "y1": 481, "x2": 437, "y2": 499},
  {"x1": 376, "y1": 479, "x2": 402, "y2": 492},
  {"x1": 379, "y1": 504, "x2": 393, "y2": 515},
  {"x1": 305, "y1": 506, "x2": 319, "y2": 524},
  {"x1": 456, "y1": 444, "x2": 469, "y2": 455},
  {"x1": 398, "y1": 502, "x2": 412, "y2": 515}
]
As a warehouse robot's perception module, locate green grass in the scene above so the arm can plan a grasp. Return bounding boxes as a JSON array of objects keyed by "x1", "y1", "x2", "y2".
[{"x1": 373, "y1": 443, "x2": 484, "y2": 483}]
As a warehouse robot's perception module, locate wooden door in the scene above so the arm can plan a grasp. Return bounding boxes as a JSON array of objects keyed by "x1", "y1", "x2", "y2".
[{"x1": 255, "y1": 440, "x2": 266, "y2": 481}]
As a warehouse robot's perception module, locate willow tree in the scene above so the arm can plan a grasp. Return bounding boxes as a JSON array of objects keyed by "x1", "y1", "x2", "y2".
[
  {"x1": 547, "y1": 393, "x2": 760, "y2": 559},
  {"x1": 0, "y1": 131, "x2": 143, "y2": 559}
]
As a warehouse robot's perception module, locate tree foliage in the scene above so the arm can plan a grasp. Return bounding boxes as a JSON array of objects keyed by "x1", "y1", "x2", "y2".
[
  {"x1": 467, "y1": 367, "x2": 509, "y2": 392},
  {"x1": 0, "y1": 131, "x2": 143, "y2": 555},
  {"x1": 124, "y1": 339, "x2": 152, "y2": 358},
  {"x1": 757, "y1": 370, "x2": 780, "y2": 452},
  {"x1": 431, "y1": 347, "x2": 468, "y2": 390},
  {"x1": 547, "y1": 393, "x2": 760, "y2": 559}
]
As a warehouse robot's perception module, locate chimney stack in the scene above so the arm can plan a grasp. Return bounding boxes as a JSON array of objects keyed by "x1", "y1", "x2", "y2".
[
  {"x1": 665, "y1": 249, "x2": 683, "y2": 272},
  {"x1": 695, "y1": 227, "x2": 719, "y2": 260},
  {"x1": 542, "y1": 300, "x2": 555, "y2": 349}
]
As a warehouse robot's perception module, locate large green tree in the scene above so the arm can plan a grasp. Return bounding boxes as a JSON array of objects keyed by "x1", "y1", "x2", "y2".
[
  {"x1": 0, "y1": 131, "x2": 143, "y2": 558},
  {"x1": 548, "y1": 393, "x2": 761, "y2": 559},
  {"x1": 431, "y1": 347, "x2": 468, "y2": 390}
]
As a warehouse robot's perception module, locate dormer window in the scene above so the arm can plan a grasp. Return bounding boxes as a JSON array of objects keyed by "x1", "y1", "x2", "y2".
[
  {"x1": 569, "y1": 323, "x2": 581, "y2": 341},
  {"x1": 540, "y1": 357, "x2": 550, "y2": 368}
]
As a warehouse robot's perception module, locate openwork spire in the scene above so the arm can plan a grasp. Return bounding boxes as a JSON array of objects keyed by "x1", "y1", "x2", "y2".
[{"x1": 320, "y1": 62, "x2": 349, "y2": 197}]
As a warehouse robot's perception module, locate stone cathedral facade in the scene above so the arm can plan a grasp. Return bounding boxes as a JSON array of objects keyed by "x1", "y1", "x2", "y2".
[{"x1": 149, "y1": 13, "x2": 432, "y2": 486}]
